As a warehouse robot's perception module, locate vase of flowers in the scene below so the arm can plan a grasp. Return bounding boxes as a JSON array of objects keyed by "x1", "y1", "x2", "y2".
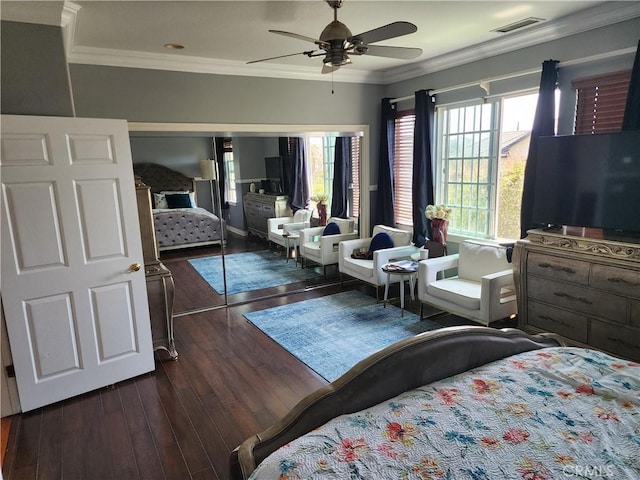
[
  {"x1": 311, "y1": 194, "x2": 329, "y2": 226},
  {"x1": 425, "y1": 204, "x2": 452, "y2": 245}
]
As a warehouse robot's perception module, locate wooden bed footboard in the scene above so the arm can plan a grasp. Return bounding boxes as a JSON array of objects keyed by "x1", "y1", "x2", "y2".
[{"x1": 230, "y1": 325, "x2": 563, "y2": 479}]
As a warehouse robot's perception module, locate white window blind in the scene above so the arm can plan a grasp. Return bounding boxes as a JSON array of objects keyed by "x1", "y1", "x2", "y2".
[
  {"x1": 350, "y1": 137, "x2": 360, "y2": 219},
  {"x1": 221, "y1": 137, "x2": 236, "y2": 203},
  {"x1": 393, "y1": 112, "x2": 415, "y2": 226}
]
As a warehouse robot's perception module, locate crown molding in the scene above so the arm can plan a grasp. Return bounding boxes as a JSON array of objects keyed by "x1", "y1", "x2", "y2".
[
  {"x1": 62, "y1": 1, "x2": 639, "y2": 85},
  {"x1": 67, "y1": 45, "x2": 386, "y2": 84},
  {"x1": 381, "y1": 2, "x2": 640, "y2": 84},
  {"x1": 61, "y1": 1, "x2": 80, "y2": 55},
  {"x1": 59, "y1": 0, "x2": 382, "y2": 83}
]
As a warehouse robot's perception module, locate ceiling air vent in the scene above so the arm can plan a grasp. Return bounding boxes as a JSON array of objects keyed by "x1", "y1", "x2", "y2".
[{"x1": 492, "y1": 17, "x2": 545, "y2": 33}]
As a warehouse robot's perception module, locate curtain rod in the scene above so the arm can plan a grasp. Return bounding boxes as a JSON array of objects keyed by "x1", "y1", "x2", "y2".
[{"x1": 389, "y1": 46, "x2": 636, "y2": 104}]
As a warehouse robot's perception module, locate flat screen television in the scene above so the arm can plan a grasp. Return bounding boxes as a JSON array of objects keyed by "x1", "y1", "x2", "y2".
[
  {"x1": 264, "y1": 156, "x2": 285, "y2": 194},
  {"x1": 532, "y1": 130, "x2": 640, "y2": 236}
]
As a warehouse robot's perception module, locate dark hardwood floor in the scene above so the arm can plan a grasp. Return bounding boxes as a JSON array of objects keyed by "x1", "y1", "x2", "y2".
[{"x1": 2, "y1": 234, "x2": 516, "y2": 480}]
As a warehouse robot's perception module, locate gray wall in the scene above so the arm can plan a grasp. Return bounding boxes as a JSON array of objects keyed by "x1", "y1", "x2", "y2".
[
  {"x1": 2, "y1": 18, "x2": 638, "y2": 234},
  {"x1": 234, "y1": 137, "x2": 274, "y2": 179},
  {"x1": 69, "y1": 65, "x2": 383, "y2": 127},
  {"x1": 67, "y1": 18, "x2": 638, "y2": 234},
  {"x1": 385, "y1": 18, "x2": 640, "y2": 135},
  {"x1": 129, "y1": 135, "x2": 216, "y2": 211},
  {"x1": 128, "y1": 135, "x2": 286, "y2": 231},
  {"x1": 69, "y1": 63, "x2": 384, "y2": 231},
  {"x1": 229, "y1": 136, "x2": 279, "y2": 231},
  {"x1": 1, "y1": 20, "x2": 74, "y2": 116},
  {"x1": 130, "y1": 136, "x2": 213, "y2": 177}
]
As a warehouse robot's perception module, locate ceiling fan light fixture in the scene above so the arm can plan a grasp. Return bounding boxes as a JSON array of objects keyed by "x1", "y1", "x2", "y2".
[
  {"x1": 323, "y1": 51, "x2": 351, "y2": 66},
  {"x1": 319, "y1": 20, "x2": 352, "y2": 42},
  {"x1": 253, "y1": 0, "x2": 420, "y2": 73},
  {"x1": 322, "y1": 38, "x2": 352, "y2": 66}
]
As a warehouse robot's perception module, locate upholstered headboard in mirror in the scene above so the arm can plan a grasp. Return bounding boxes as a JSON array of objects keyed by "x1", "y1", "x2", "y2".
[{"x1": 133, "y1": 163, "x2": 195, "y2": 193}]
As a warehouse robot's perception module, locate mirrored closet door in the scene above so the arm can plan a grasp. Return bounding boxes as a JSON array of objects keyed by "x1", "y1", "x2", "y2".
[{"x1": 129, "y1": 123, "x2": 369, "y2": 315}]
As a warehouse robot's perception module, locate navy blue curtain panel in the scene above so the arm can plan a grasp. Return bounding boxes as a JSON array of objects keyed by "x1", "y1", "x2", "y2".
[
  {"x1": 214, "y1": 137, "x2": 228, "y2": 209},
  {"x1": 289, "y1": 138, "x2": 309, "y2": 211},
  {"x1": 519, "y1": 60, "x2": 559, "y2": 239},
  {"x1": 278, "y1": 137, "x2": 293, "y2": 196},
  {"x1": 622, "y1": 40, "x2": 640, "y2": 131},
  {"x1": 412, "y1": 90, "x2": 436, "y2": 246},
  {"x1": 331, "y1": 137, "x2": 351, "y2": 218},
  {"x1": 375, "y1": 98, "x2": 397, "y2": 229}
]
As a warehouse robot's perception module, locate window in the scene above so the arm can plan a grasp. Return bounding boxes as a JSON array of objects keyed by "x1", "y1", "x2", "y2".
[
  {"x1": 434, "y1": 93, "x2": 539, "y2": 240},
  {"x1": 308, "y1": 136, "x2": 335, "y2": 200},
  {"x1": 391, "y1": 98, "x2": 534, "y2": 239},
  {"x1": 572, "y1": 70, "x2": 631, "y2": 134},
  {"x1": 496, "y1": 94, "x2": 538, "y2": 239},
  {"x1": 393, "y1": 111, "x2": 416, "y2": 227},
  {"x1": 438, "y1": 102, "x2": 498, "y2": 237},
  {"x1": 220, "y1": 137, "x2": 237, "y2": 204},
  {"x1": 305, "y1": 135, "x2": 360, "y2": 221}
]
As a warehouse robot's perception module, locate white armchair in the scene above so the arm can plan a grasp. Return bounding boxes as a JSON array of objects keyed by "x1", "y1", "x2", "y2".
[
  {"x1": 417, "y1": 240, "x2": 517, "y2": 325},
  {"x1": 267, "y1": 209, "x2": 312, "y2": 248},
  {"x1": 338, "y1": 225, "x2": 417, "y2": 299},
  {"x1": 299, "y1": 217, "x2": 358, "y2": 276}
]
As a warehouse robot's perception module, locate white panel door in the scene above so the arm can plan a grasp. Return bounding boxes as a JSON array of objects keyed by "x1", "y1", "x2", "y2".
[{"x1": 1, "y1": 114, "x2": 154, "y2": 412}]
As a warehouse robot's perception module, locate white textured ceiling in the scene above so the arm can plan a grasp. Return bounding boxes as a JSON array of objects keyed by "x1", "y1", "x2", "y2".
[{"x1": 2, "y1": 1, "x2": 638, "y2": 83}]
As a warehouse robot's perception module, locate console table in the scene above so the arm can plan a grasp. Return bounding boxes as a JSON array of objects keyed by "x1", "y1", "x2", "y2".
[
  {"x1": 243, "y1": 192, "x2": 291, "y2": 238},
  {"x1": 514, "y1": 229, "x2": 640, "y2": 361}
]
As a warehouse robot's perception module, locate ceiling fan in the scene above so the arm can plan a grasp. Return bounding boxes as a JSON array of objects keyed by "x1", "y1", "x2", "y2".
[{"x1": 248, "y1": 0, "x2": 423, "y2": 73}]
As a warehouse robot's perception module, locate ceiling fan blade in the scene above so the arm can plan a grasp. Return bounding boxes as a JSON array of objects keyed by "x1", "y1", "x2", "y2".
[
  {"x1": 247, "y1": 50, "x2": 316, "y2": 64},
  {"x1": 269, "y1": 29, "x2": 324, "y2": 46},
  {"x1": 352, "y1": 44, "x2": 422, "y2": 60},
  {"x1": 321, "y1": 64, "x2": 340, "y2": 74},
  {"x1": 349, "y1": 21, "x2": 417, "y2": 45}
]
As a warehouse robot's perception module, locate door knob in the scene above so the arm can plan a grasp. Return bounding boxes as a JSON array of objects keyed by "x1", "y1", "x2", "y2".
[{"x1": 127, "y1": 263, "x2": 142, "y2": 273}]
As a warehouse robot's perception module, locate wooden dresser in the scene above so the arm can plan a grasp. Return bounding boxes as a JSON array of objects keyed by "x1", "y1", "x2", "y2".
[
  {"x1": 514, "y1": 229, "x2": 640, "y2": 361},
  {"x1": 135, "y1": 180, "x2": 178, "y2": 360},
  {"x1": 243, "y1": 192, "x2": 291, "y2": 238}
]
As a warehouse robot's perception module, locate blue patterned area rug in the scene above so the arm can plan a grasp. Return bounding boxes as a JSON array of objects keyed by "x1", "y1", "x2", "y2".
[
  {"x1": 244, "y1": 290, "x2": 443, "y2": 382},
  {"x1": 188, "y1": 250, "x2": 322, "y2": 295}
]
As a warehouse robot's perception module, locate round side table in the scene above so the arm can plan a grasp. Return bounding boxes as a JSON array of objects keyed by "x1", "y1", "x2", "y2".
[
  {"x1": 282, "y1": 231, "x2": 300, "y2": 265},
  {"x1": 382, "y1": 262, "x2": 419, "y2": 316}
]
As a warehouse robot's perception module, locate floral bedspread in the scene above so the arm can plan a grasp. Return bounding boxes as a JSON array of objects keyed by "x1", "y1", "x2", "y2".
[{"x1": 249, "y1": 347, "x2": 640, "y2": 479}]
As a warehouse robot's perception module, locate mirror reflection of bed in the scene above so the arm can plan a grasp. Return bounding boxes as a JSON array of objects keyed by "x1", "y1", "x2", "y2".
[
  {"x1": 132, "y1": 161, "x2": 227, "y2": 311},
  {"x1": 130, "y1": 130, "x2": 363, "y2": 314}
]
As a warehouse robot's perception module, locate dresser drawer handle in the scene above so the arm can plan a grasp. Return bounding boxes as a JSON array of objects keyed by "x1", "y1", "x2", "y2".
[
  {"x1": 553, "y1": 292, "x2": 592, "y2": 305},
  {"x1": 607, "y1": 277, "x2": 640, "y2": 287},
  {"x1": 539, "y1": 314, "x2": 572, "y2": 328},
  {"x1": 538, "y1": 263, "x2": 575, "y2": 274},
  {"x1": 607, "y1": 336, "x2": 637, "y2": 350}
]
